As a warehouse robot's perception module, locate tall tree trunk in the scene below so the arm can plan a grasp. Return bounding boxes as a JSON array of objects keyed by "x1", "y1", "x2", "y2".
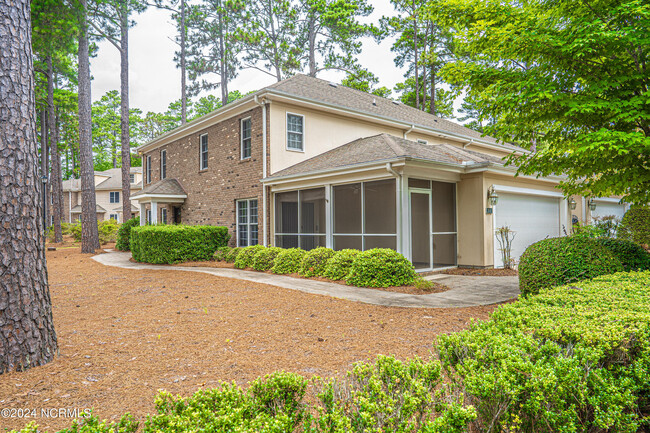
[
  {"x1": 78, "y1": 0, "x2": 100, "y2": 252},
  {"x1": 0, "y1": 0, "x2": 58, "y2": 373},
  {"x1": 180, "y1": 0, "x2": 187, "y2": 124},
  {"x1": 47, "y1": 57, "x2": 63, "y2": 242},
  {"x1": 120, "y1": 5, "x2": 132, "y2": 222},
  {"x1": 308, "y1": 15, "x2": 317, "y2": 77},
  {"x1": 218, "y1": 11, "x2": 227, "y2": 106},
  {"x1": 53, "y1": 108, "x2": 64, "y2": 233},
  {"x1": 413, "y1": 0, "x2": 419, "y2": 110},
  {"x1": 40, "y1": 111, "x2": 49, "y2": 238},
  {"x1": 268, "y1": 0, "x2": 281, "y2": 82}
]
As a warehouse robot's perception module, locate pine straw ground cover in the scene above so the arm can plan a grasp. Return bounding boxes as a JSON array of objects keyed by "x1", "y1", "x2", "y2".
[{"x1": 0, "y1": 249, "x2": 496, "y2": 432}]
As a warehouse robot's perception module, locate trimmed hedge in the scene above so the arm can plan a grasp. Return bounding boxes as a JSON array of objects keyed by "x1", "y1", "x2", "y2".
[
  {"x1": 346, "y1": 248, "x2": 417, "y2": 287},
  {"x1": 131, "y1": 225, "x2": 230, "y2": 264},
  {"x1": 618, "y1": 206, "x2": 650, "y2": 247},
  {"x1": 323, "y1": 249, "x2": 360, "y2": 280},
  {"x1": 299, "y1": 247, "x2": 335, "y2": 277},
  {"x1": 518, "y1": 237, "x2": 623, "y2": 296},
  {"x1": 224, "y1": 247, "x2": 242, "y2": 263},
  {"x1": 234, "y1": 245, "x2": 265, "y2": 269},
  {"x1": 116, "y1": 217, "x2": 140, "y2": 251},
  {"x1": 252, "y1": 247, "x2": 283, "y2": 271},
  {"x1": 438, "y1": 271, "x2": 650, "y2": 432},
  {"x1": 597, "y1": 238, "x2": 650, "y2": 271},
  {"x1": 271, "y1": 248, "x2": 306, "y2": 274}
]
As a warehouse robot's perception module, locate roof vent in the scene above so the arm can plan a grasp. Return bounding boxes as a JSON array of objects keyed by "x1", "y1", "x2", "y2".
[
  {"x1": 392, "y1": 100, "x2": 399, "y2": 105},
  {"x1": 328, "y1": 82, "x2": 338, "y2": 88},
  {"x1": 372, "y1": 98, "x2": 377, "y2": 106}
]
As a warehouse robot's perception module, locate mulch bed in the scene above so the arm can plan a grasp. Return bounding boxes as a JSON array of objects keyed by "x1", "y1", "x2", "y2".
[
  {"x1": 0, "y1": 248, "x2": 497, "y2": 431},
  {"x1": 442, "y1": 267, "x2": 519, "y2": 277}
]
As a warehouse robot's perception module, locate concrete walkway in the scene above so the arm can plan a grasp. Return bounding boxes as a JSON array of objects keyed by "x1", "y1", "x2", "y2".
[{"x1": 92, "y1": 251, "x2": 519, "y2": 309}]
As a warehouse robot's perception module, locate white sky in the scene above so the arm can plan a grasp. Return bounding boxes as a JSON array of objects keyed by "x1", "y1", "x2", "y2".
[{"x1": 90, "y1": 1, "x2": 406, "y2": 114}]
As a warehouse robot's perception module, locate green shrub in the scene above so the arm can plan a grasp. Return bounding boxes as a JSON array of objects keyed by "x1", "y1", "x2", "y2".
[
  {"x1": 299, "y1": 247, "x2": 335, "y2": 277},
  {"x1": 618, "y1": 206, "x2": 650, "y2": 247},
  {"x1": 116, "y1": 217, "x2": 140, "y2": 251},
  {"x1": 252, "y1": 247, "x2": 283, "y2": 271},
  {"x1": 131, "y1": 224, "x2": 230, "y2": 264},
  {"x1": 323, "y1": 249, "x2": 360, "y2": 280},
  {"x1": 271, "y1": 248, "x2": 306, "y2": 274},
  {"x1": 69, "y1": 221, "x2": 82, "y2": 241},
  {"x1": 224, "y1": 247, "x2": 242, "y2": 263},
  {"x1": 60, "y1": 221, "x2": 74, "y2": 236},
  {"x1": 214, "y1": 246, "x2": 231, "y2": 261},
  {"x1": 346, "y1": 248, "x2": 416, "y2": 287},
  {"x1": 437, "y1": 271, "x2": 650, "y2": 432},
  {"x1": 98, "y1": 219, "x2": 120, "y2": 245},
  {"x1": 234, "y1": 245, "x2": 265, "y2": 269},
  {"x1": 596, "y1": 238, "x2": 650, "y2": 271},
  {"x1": 518, "y1": 237, "x2": 624, "y2": 296}
]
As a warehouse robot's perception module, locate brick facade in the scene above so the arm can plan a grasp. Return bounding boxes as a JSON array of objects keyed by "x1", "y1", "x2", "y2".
[{"x1": 142, "y1": 106, "x2": 269, "y2": 247}]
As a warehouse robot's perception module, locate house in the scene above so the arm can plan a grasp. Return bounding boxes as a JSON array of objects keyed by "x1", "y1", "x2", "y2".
[
  {"x1": 133, "y1": 74, "x2": 627, "y2": 270},
  {"x1": 57, "y1": 167, "x2": 144, "y2": 224}
]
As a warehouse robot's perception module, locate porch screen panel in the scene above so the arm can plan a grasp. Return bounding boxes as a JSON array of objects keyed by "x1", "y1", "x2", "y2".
[
  {"x1": 433, "y1": 234, "x2": 456, "y2": 267},
  {"x1": 276, "y1": 235, "x2": 299, "y2": 248},
  {"x1": 333, "y1": 183, "x2": 361, "y2": 234},
  {"x1": 333, "y1": 235, "x2": 362, "y2": 250},
  {"x1": 275, "y1": 192, "x2": 298, "y2": 234},
  {"x1": 274, "y1": 188, "x2": 325, "y2": 250},
  {"x1": 300, "y1": 188, "x2": 326, "y2": 234},
  {"x1": 364, "y1": 236, "x2": 397, "y2": 250},
  {"x1": 431, "y1": 181, "x2": 457, "y2": 267},
  {"x1": 364, "y1": 179, "x2": 396, "y2": 234}
]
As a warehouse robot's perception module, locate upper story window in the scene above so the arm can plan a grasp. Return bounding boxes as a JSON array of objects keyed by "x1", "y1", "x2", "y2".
[
  {"x1": 241, "y1": 117, "x2": 252, "y2": 159},
  {"x1": 160, "y1": 149, "x2": 167, "y2": 179},
  {"x1": 129, "y1": 173, "x2": 135, "y2": 183},
  {"x1": 200, "y1": 134, "x2": 208, "y2": 170},
  {"x1": 146, "y1": 155, "x2": 152, "y2": 183},
  {"x1": 286, "y1": 113, "x2": 304, "y2": 151},
  {"x1": 110, "y1": 191, "x2": 120, "y2": 204}
]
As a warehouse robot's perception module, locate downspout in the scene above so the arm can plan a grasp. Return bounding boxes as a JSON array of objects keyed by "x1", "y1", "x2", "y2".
[
  {"x1": 255, "y1": 95, "x2": 268, "y2": 246},
  {"x1": 403, "y1": 124, "x2": 415, "y2": 139},
  {"x1": 386, "y1": 162, "x2": 402, "y2": 254},
  {"x1": 463, "y1": 139, "x2": 474, "y2": 149}
]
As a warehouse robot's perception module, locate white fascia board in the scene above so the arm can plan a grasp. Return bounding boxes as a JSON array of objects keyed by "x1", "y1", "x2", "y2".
[
  {"x1": 492, "y1": 184, "x2": 565, "y2": 198},
  {"x1": 593, "y1": 197, "x2": 625, "y2": 204},
  {"x1": 263, "y1": 159, "x2": 406, "y2": 186},
  {"x1": 468, "y1": 164, "x2": 566, "y2": 183},
  {"x1": 130, "y1": 193, "x2": 188, "y2": 203}
]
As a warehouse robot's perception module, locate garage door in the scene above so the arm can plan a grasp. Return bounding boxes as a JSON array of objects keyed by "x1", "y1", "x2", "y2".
[
  {"x1": 494, "y1": 193, "x2": 561, "y2": 267},
  {"x1": 592, "y1": 201, "x2": 626, "y2": 220}
]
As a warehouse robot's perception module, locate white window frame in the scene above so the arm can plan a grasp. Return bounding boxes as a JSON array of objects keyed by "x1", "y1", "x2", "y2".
[
  {"x1": 286, "y1": 112, "x2": 304, "y2": 152},
  {"x1": 129, "y1": 173, "x2": 135, "y2": 183},
  {"x1": 146, "y1": 155, "x2": 152, "y2": 183},
  {"x1": 146, "y1": 209, "x2": 152, "y2": 224},
  {"x1": 236, "y1": 198, "x2": 259, "y2": 247},
  {"x1": 200, "y1": 133, "x2": 208, "y2": 170},
  {"x1": 109, "y1": 213, "x2": 119, "y2": 222},
  {"x1": 109, "y1": 191, "x2": 120, "y2": 204},
  {"x1": 240, "y1": 117, "x2": 252, "y2": 160},
  {"x1": 160, "y1": 149, "x2": 167, "y2": 179},
  {"x1": 160, "y1": 208, "x2": 167, "y2": 224}
]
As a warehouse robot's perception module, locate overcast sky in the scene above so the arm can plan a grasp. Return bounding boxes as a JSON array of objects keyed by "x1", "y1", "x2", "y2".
[{"x1": 89, "y1": 1, "x2": 406, "y2": 114}]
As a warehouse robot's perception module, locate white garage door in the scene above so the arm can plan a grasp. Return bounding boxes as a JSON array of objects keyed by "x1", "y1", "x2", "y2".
[
  {"x1": 592, "y1": 201, "x2": 626, "y2": 220},
  {"x1": 494, "y1": 193, "x2": 561, "y2": 267}
]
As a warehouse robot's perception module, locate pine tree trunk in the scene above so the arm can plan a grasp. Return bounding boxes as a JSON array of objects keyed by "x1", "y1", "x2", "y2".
[
  {"x1": 0, "y1": 0, "x2": 58, "y2": 373},
  {"x1": 40, "y1": 111, "x2": 49, "y2": 238},
  {"x1": 413, "y1": 0, "x2": 419, "y2": 110},
  {"x1": 53, "y1": 109, "x2": 64, "y2": 233},
  {"x1": 78, "y1": 0, "x2": 100, "y2": 252},
  {"x1": 308, "y1": 15, "x2": 316, "y2": 77},
  {"x1": 430, "y1": 68, "x2": 436, "y2": 115},
  {"x1": 218, "y1": 10, "x2": 227, "y2": 106},
  {"x1": 47, "y1": 56, "x2": 63, "y2": 242},
  {"x1": 180, "y1": 0, "x2": 187, "y2": 124},
  {"x1": 120, "y1": 7, "x2": 132, "y2": 222}
]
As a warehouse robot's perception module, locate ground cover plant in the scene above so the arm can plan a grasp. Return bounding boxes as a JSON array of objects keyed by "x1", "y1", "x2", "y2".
[{"x1": 131, "y1": 225, "x2": 230, "y2": 264}]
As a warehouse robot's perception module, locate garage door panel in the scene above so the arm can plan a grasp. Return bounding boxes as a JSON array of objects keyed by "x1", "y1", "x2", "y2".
[
  {"x1": 592, "y1": 202, "x2": 626, "y2": 220},
  {"x1": 495, "y1": 193, "x2": 560, "y2": 267}
]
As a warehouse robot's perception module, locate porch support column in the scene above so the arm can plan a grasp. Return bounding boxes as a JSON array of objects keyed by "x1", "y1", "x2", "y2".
[
  {"x1": 151, "y1": 201, "x2": 158, "y2": 224},
  {"x1": 139, "y1": 202, "x2": 146, "y2": 226},
  {"x1": 325, "y1": 184, "x2": 333, "y2": 248},
  {"x1": 400, "y1": 175, "x2": 410, "y2": 261}
]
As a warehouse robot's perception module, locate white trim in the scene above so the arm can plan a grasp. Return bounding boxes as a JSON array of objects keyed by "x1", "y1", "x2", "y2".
[
  {"x1": 285, "y1": 112, "x2": 305, "y2": 152},
  {"x1": 109, "y1": 213, "x2": 119, "y2": 222},
  {"x1": 199, "y1": 133, "x2": 209, "y2": 170},
  {"x1": 146, "y1": 155, "x2": 152, "y2": 184},
  {"x1": 160, "y1": 149, "x2": 167, "y2": 180},
  {"x1": 240, "y1": 116, "x2": 252, "y2": 160},
  {"x1": 492, "y1": 184, "x2": 564, "y2": 198},
  {"x1": 160, "y1": 207, "x2": 168, "y2": 224},
  {"x1": 236, "y1": 198, "x2": 259, "y2": 247}
]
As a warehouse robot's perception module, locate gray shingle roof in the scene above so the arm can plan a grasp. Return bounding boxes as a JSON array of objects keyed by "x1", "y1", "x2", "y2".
[
  {"x1": 267, "y1": 133, "x2": 504, "y2": 179},
  {"x1": 265, "y1": 74, "x2": 522, "y2": 151},
  {"x1": 131, "y1": 178, "x2": 187, "y2": 198},
  {"x1": 71, "y1": 204, "x2": 107, "y2": 213},
  {"x1": 62, "y1": 167, "x2": 143, "y2": 192}
]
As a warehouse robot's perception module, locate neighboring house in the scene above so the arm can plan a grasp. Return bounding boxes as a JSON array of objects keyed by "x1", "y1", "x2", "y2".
[
  {"x1": 57, "y1": 167, "x2": 143, "y2": 224},
  {"x1": 133, "y1": 74, "x2": 627, "y2": 270}
]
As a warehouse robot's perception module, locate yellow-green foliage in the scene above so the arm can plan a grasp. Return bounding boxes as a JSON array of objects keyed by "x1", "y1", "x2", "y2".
[
  {"x1": 252, "y1": 247, "x2": 283, "y2": 271},
  {"x1": 271, "y1": 248, "x2": 306, "y2": 274},
  {"x1": 131, "y1": 225, "x2": 230, "y2": 264},
  {"x1": 299, "y1": 247, "x2": 335, "y2": 277},
  {"x1": 234, "y1": 245, "x2": 265, "y2": 269}
]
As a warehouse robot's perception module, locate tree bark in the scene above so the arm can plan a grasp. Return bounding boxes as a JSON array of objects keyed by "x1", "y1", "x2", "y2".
[
  {"x1": 53, "y1": 107, "x2": 64, "y2": 231},
  {"x1": 180, "y1": 0, "x2": 187, "y2": 124},
  {"x1": 412, "y1": 0, "x2": 419, "y2": 110},
  {"x1": 0, "y1": 0, "x2": 58, "y2": 373},
  {"x1": 308, "y1": 14, "x2": 317, "y2": 77},
  {"x1": 120, "y1": 5, "x2": 132, "y2": 222},
  {"x1": 47, "y1": 57, "x2": 63, "y2": 242},
  {"x1": 40, "y1": 111, "x2": 49, "y2": 238},
  {"x1": 78, "y1": 0, "x2": 100, "y2": 252},
  {"x1": 218, "y1": 8, "x2": 227, "y2": 106}
]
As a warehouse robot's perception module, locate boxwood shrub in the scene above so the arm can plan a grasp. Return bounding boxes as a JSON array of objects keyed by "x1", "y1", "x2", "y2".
[
  {"x1": 299, "y1": 247, "x2": 335, "y2": 277},
  {"x1": 252, "y1": 247, "x2": 283, "y2": 271},
  {"x1": 346, "y1": 248, "x2": 417, "y2": 287},
  {"x1": 234, "y1": 245, "x2": 265, "y2": 269},
  {"x1": 518, "y1": 236, "x2": 623, "y2": 296},
  {"x1": 214, "y1": 246, "x2": 230, "y2": 261},
  {"x1": 224, "y1": 247, "x2": 241, "y2": 263},
  {"x1": 271, "y1": 248, "x2": 306, "y2": 274},
  {"x1": 437, "y1": 271, "x2": 650, "y2": 432},
  {"x1": 618, "y1": 206, "x2": 650, "y2": 247},
  {"x1": 596, "y1": 238, "x2": 650, "y2": 271},
  {"x1": 130, "y1": 224, "x2": 230, "y2": 264},
  {"x1": 323, "y1": 249, "x2": 360, "y2": 280},
  {"x1": 116, "y1": 217, "x2": 140, "y2": 251}
]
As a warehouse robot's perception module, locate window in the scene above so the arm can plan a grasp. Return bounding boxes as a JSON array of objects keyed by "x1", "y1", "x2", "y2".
[
  {"x1": 160, "y1": 149, "x2": 167, "y2": 179},
  {"x1": 109, "y1": 213, "x2": 119, "y2": 222},
  {"x1": 241, "y1": 117, "x2": 252, "y2": 159},
  {"x1": 129, "y1": 173, "x2": 135, "y2": 183},
  {"x1": 237, "y1": 199, "x2": 258, "y2": 247},
  {"x1": 286, "y1": 113, "x2": 304, "y2": 151},
  {"x1": 160, "y1": 208, "x2": 167, "y2": 224},
  {"x1": 146, "y1": 155, "x2": 152, "y2": 183},
  {"x1": 200, "y1": 134, "x2": 208, "y2": 170},
  {"x1": 274, "y1": 188, "x2": 326, "y2": 249},
  {"x1": 110, "y1": 191, "x2": 120, "y2": 203},
  {"x1": 146, "y1": 209, "x2": 152, "y2": 224}
]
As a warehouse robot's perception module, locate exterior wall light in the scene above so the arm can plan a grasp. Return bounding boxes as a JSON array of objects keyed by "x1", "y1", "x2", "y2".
[
  {"x1": 488, "y1": 186, "x2": 499, "y2": 206},
  {"x1": 569, "y1": 197, "x2": 577, "y2": 210},
  {"x1": 588, "y1": 198, "x2": 597, "y2": 211}
]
